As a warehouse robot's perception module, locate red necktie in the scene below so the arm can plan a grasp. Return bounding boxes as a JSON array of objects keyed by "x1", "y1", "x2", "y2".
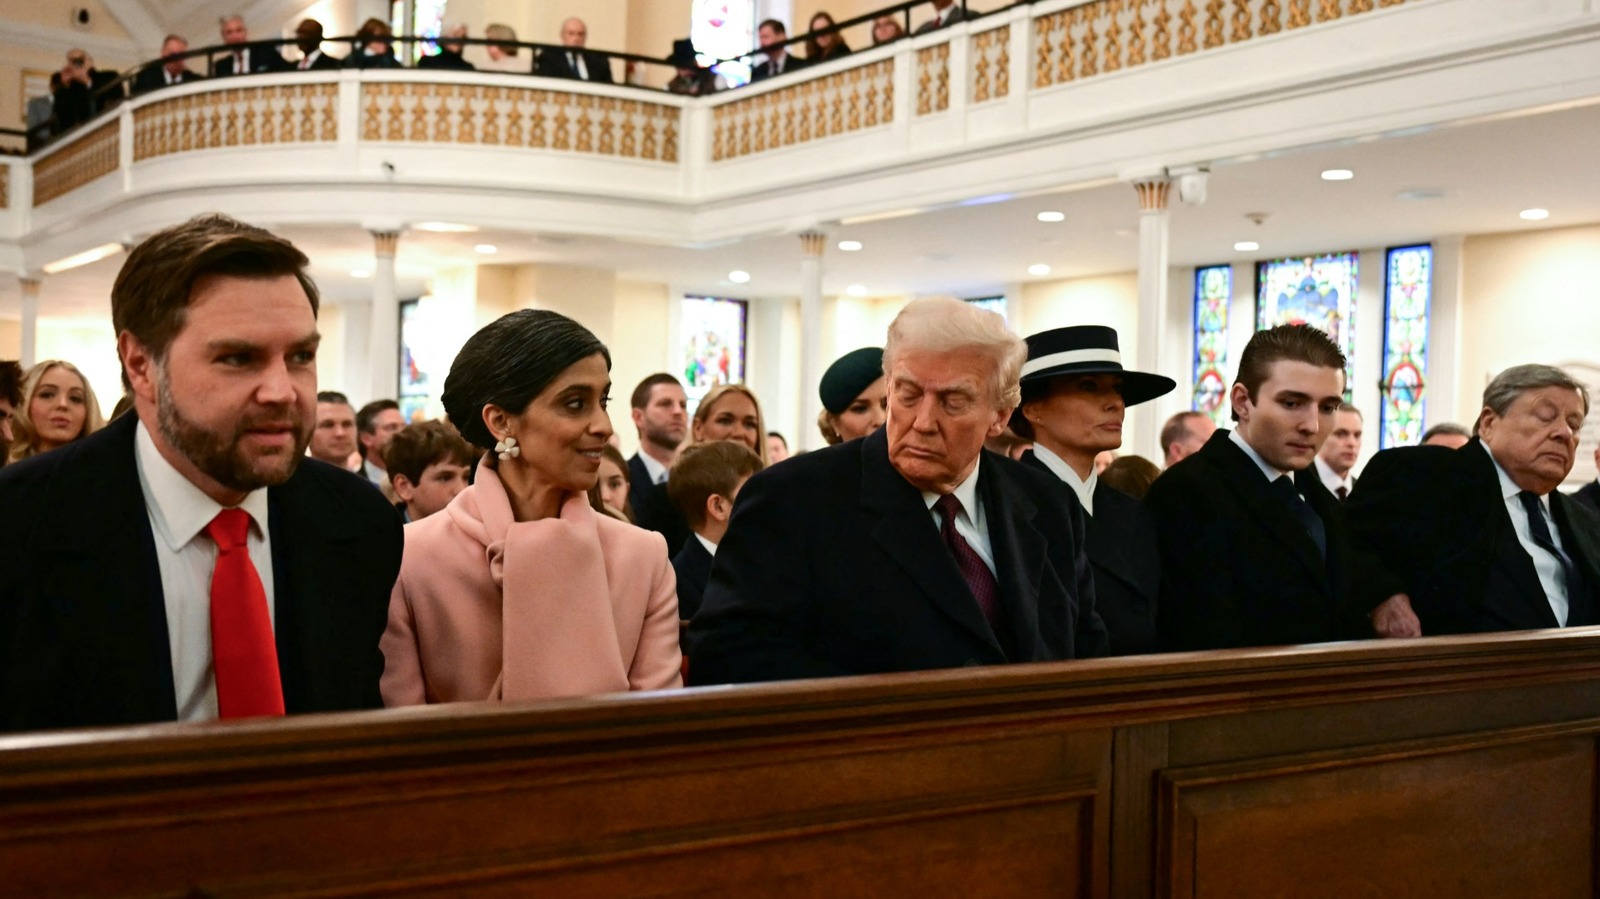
[
  {"x1": 934, "y1": 493, "x2": 1000, "y2": 628},
  {"x1": 206, "y1": 509, "x2": 284, "y2": 718}
]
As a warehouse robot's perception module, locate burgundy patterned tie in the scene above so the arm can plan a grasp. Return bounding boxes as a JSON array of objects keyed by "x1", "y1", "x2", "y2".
[{"x1": 934, "y1": 493, "x2": 1000, "y2": 628}]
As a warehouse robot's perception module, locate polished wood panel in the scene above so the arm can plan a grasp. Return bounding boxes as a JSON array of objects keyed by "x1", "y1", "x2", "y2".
[{"x1": 4, "y1": 630, "x2": 1600, "y2": 896}]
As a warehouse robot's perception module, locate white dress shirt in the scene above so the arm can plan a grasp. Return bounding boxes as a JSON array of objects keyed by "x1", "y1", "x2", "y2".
[
  {"x1": 1486, "y1": 445, "x2": 1569, "y2": 625},
  {"x1": 920, "y1": 459, "x2": 997, "y2": 577},
  {"x1": 1029, "y1": 443, "x2": 1096, "y2": 516},
  {"x1": 694, "y1": 532, "x2": 718, "y2": 557},
  {"x1": 134, "y1": 421, "x2": 276, "y2": 721},
  {"x1": 638, "y1": 451, "x2": 669, "y2": 485},
  {"x1": 1314, "y1": 456, "x2": 1354, "y2": 498},
  {"x1": 362, "y1": 458, "x2": 387, "y2": 488},
  {"x1": 568, "y1": 50, "x2": 589, "y2": 80}
]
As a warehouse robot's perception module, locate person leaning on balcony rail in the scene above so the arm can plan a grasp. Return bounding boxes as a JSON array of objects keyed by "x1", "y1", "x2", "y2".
[
  {"x1": 343, "y1": 18, "x2": 403, "y2": 70},
  {"x1": 872, "y1": 15, "x2": 907, "y2": 45},
  {"x1": 481, "y1": 23, "x2": 528, "y2": 73},
  {"x1": 292, "y1": 19, "x2": 343, "y2": 71},
  {"x1": 750, "y1": 19, "x2": 810, "y2": 82},
  {"x1": 213, "y1": 14, "x2": 288, "y2": 76},
  {"x1": 132, "y1": 35, "x2": 205, "y2": 96},
  {"x1": 418, "y1": 23, "x2": 475, "y2": 71},
  {"x1": 379, "y1": 309, "x2": 682, "y2": 706},
  {"x1": 805, "y1": 11, "x2": 853, "y2": 64},
  {"x1": 50, "y1": 49, "x2": 119, "y2": 134},
  {"x1": 536, "y1": 17, "x2": 614, "y2": 84}
]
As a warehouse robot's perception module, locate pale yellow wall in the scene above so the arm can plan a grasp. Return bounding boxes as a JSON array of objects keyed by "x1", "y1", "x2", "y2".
[
  {"x1": 1459, "y1": 224, "x2": 1600, "y2": 427},
  {"x1": 0, "y1": 319, "x2": 19, "y2": 357},
  {"x1": 0, "y1": 0, "x2": 132, "y2": 39},
  {"x1": 0, "y1": 0, "x2": 139, "y2": 130},
  {"x1": 612, "y1": 278, "x2": 672, "y2": 456},
  {"x1": 625, "y1": 0, "x2": 690, "y2": 58},
  {"x1": 34, "y1": 318, "x2": 121, "y2": 410}
]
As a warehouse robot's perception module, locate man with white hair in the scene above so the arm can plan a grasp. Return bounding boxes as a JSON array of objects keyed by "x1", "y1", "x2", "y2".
[
  {"x1": 536, "y1": 17, "x2": 614, "y2": 83},
  {"x1": 1349, "y1": 364, "x2": 1600, "y2": 636},
  {"x1": 688, "y1": 297, "x2": 1107, "y2": 684},
  {"x1": 214, "y1": 14, "x2": 287, "y2": 77}
]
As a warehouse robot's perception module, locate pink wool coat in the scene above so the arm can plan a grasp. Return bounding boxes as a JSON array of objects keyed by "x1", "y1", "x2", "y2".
[{"x1": 380, "y1": 461, "x2": 683, "y2": 705}]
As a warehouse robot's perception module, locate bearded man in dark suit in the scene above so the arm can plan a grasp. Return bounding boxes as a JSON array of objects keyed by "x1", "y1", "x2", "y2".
[
  {"x1": 688, "y1": 297, "x2": 1107, "y2": 684},
  {"x1": 1348, "y1": 365, "x2": 1600, "y2": 637},
  {"x1": 1145, "y1": 324, "x2": 1356, "y2": 651},
  {"x1": 0, "y1": 215, "x2": 401, "y2": 732}
]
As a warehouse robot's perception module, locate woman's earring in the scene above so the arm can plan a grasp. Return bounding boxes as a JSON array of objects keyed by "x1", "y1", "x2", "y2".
[{"x1": 494, "y1": 436, "x2": 520, "y2": 461}]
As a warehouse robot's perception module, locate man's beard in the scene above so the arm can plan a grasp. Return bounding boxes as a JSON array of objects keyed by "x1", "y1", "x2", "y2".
[
  {"x1": 156, "y1": 367, "x2": 309, "y2": 493},
  {"x1": 644, "y1": 422, "x2": 683, "y2": 452}
]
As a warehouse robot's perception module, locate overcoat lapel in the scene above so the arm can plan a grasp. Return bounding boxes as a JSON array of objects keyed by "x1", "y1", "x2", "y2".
[{"x1": 978, "y1": 457, "x2": 1045, "y2": 661}]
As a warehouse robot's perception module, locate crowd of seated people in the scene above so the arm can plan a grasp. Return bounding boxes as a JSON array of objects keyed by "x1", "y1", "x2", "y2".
[
  {"x1": 4, "y1": 208, "x2": 1597, "y2": 733},
  {"x1": 38, "y1": 1, "x2": 976, "y2": 138}
]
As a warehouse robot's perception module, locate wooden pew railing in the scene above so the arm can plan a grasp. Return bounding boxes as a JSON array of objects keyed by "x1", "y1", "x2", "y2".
[{"x1": 4, "y1": 630, "x2": 1600, "y2": 897}]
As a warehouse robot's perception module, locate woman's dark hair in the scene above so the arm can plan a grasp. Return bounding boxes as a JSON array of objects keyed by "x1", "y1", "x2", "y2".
[{"x1": 441, "y1": 309, "x2": 610, "y2": 450}]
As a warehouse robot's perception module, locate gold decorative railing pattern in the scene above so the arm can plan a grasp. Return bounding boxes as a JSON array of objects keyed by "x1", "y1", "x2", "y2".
[
  {"x1": 359, "y1": 83, "x2": 681, "y2": 162},
  {"x1": 33, "y1": 122, "x2": 119, "y2": 206},
  {"x1": 134, "y1": 84, "x2": 338, "y2": 161},
  {"x1": 916, "y1": 43, "x2": 953, "y2": 115},
  {"x1": 972, "y1": 26, "x2": 1012, "y2": 104},
  {"x1": 711, "y1": 60, "x2": 894, "y2": 161},
  {"x1": 1034, "y1": 0, "x2": 1407, "y2": 89}
]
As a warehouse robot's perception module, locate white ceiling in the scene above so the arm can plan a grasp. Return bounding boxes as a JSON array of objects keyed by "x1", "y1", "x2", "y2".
[{"x1": 6, "y1": 98, "x2": 1600, "y2": 323}]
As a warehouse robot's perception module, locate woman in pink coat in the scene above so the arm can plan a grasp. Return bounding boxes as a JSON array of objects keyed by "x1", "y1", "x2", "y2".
[{"x1": 380, "y1": 310, "x2": 683, "y2": 705}]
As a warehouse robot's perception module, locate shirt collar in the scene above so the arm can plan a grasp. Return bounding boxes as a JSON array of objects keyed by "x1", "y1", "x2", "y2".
[
  {"x1": 921, "y1": 456, "x2": 982, "y2": 521},
  {"x1": 1484, "y1": 440, "x2": 1545, "y2": 509},
  {"x1": 694, "y1": 532, "x2": 718, "y2": 557},
  {"x1": 637, "y1": 451, "x2": 668, "y2": 484},
  {"x1": 1229, "y1": 427, "x2": 1289, "y2": 482},
  {"x1": 1314, "y1": 455, "x2": 1353, "y2": 493},
  {"x1": 1030, "y1": 443, "x2": 1096, "y2": 515},
  {"x1": 135, "y1": 419, "x2": 270, "y2": 550}
]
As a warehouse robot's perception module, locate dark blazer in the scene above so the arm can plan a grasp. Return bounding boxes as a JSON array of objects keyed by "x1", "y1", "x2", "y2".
[
  {"x1": 1020, "y1": 452, "x2": 1160, "y2": 655},
  {"x1": 50, "y1": 68, "x2": 120, "y2": 132},
  {"x1": 749, "y1": 53, "x2": 810, "y2": 82},
  {"x1": 1144, "y1": 429, "x2": 1354, "y2": 652},
  {"x1": 687, "y1": 428, "x2": 1107, "y2": 685},
  {"x1": 536, "y1": 47, "x2": 614, "y2": 83},
  {"x1": 1346, "y1": 439, "x2": 1600, "y2": 634},
  {"x1": 297, "y1": 50, "x2": 344, "y2": 71},
  {"x1": 417, "y1": 49, "x2": 474, "y2": 71},
  {"x1": 131, "y1": 65, "x2": 204, "y2": 97},
  {"x1": 0, "y1": 414, "x2": 403, "y2": 732},
  {"x1": 636, "y1": 481, "x2": 692, "y2": 558},
  {"x1": 1574, "y1": 481, "x2": 1600, "y2": 517},
  {"x1": 344, "y1": 50, "x2": 402, "y2": 70},
  {"x1": 671, "y1": 535, "x2": 715, "y2": 621},
  {"x1": 627, "y1": 452, "x2": 656, "y2": 521},
  {"x1": 214, "y1": 44, "x2": 289, "y2": 76},
  {"x1": 914, "y1": 7, "x2": 969, "y2": 34}
]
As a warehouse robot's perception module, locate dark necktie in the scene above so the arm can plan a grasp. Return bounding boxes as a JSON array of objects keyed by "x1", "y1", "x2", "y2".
[
  {"x1": 1335, "y1": 485, "x2": 1349, "y2": 504},
  {"x1": 934, "y1": 493, "x2": 999, "y2": 628},
  {"x1": 206, "y1": 509, "x2": 284, "y2": 719},
  {"x1": 1272, "y1": 475, "x2": 1326, "y2": 560},
  {"x1": 1518, "y1": 491, "x2": 1580, "y2": 604}
]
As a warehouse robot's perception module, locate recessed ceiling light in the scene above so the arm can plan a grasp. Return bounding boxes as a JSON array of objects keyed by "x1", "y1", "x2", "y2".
[
  {"x1": 351, "y1": 269, "x2": 371, "y2": 278},
  {"x1": 474, "y1": 244, "x2": 498, "y2": 254},
  {"x1": 728, "y1": 270, "x2": 751, "y2": 283},
  {"x1": 1036, "y1": 211, "x2": 1065, "y2": 223},
  {"x1": 1320, "y1": 169, "x2": 1354, "y2": 181},
  {"x1": 837, "y1": 240, "x2": 863, "y2": 252},
  {"x1": 413, "y1": 222, "x2": 479, "y2": 233},
  {"x1": 846, "y1": 284, "x2": 868, "y2": 297},
  {"x1": 1027, "y1": 263, "x2": 1052, "y2": 276},
  {"x1": 1520, "y1": 208, "x2": 1550, "y2": 221},
  {"x1": 1234, "y1": 241, "x2": 1260, "y2": 252}
]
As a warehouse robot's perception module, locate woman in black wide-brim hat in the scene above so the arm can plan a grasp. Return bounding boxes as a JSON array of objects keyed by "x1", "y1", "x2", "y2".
[{"x1": 1011, "y1": 325, "x2": 1174, "y2": 656}]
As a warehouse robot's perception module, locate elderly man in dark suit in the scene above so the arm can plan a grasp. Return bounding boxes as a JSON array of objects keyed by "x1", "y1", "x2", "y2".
[
  {"x1": 213, "y1": 15, "x2": 288, "y2": 77},
  {"x1": 688, "y1": 297, "x2": 1107, "y2": 684},
  {"x1": 1348, "y1": 365, "x2": 1600, "y2": 637},
  {"x1": 1011, "y1": 325, "x2": 1172, "y2": 656},
  {"x1": 536, "y1": 17, "x2": 614, "y2": 83},
  {"x1": 1145, "y1": 324, "x2": 1355, "y2": 651},
  {"x1": 0, "y1": 214, "x2": 401, "y2": 732},
  {"x1": 132, "y1": 35, "x2": 205, "y2": 96},
  {"x1": 915, "y1": 0, "x2": 969, "y2": 33}
]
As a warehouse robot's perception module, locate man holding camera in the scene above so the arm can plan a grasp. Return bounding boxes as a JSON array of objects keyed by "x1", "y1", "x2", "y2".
[{"x1": 50, "y1": 49, "x2": 119, "y2": 134}]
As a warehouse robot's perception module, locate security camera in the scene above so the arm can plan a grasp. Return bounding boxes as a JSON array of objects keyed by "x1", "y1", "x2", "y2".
[{"x1": 70, "y1": 7, "x2": 91, "y2": 28}]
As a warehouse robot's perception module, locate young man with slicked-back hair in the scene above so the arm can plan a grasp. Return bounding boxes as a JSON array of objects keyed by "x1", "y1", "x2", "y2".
[
  {"x1": 1145, "y1": 324, "x2": 1356, "y2": 651},
  {"x1": 0, "y1": 214, "x2": 401, "y2": 732}
]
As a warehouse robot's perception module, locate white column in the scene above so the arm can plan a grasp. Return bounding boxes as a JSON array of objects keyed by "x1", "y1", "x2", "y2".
[
  {"x1": 1132, "y1": 178, "x2": 1171, "y2": 461},
  {"x1": 799, "y1": 231, "x2": 825, "y2": 451},
  {"x1": 19, "y1": 276, "x2": 41, "y2": 370},
  {"x1": 367, "y1": 230, "x2": 400, "y2": 404}
]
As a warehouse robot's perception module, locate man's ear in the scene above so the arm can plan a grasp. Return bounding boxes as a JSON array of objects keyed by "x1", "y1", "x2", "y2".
[
  {"x1": 986, "y1": 406, "x2": 1014, "y2": 440},
  {"x1": 631, "y1": 407, "x2": 646, "y2": 430},
  {"x1": 118, "y1": 331, "x2": 157, "y2": 402},
  {"x1": 706, "y1": 492, "x2": 732, "y2": 524},
  {"x1": 1230, "y1": 382, "x2": 1251, "y2": 423},
  {"x1": 391, "y1": 474, "x2": 416, "y2": 503}
]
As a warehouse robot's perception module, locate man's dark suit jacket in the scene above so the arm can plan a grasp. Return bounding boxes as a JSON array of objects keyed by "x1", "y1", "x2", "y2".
[
  {"x1": 1574, "y1": 480, "x2": 1600, "y2": 517},
  {"x1": 749, "y1": 53, "x2": 810, "y2": 82},
  {"x1": 637, "y1": 482, "x2": 693, "y2": 558},
  {"x1": 0, "y1": 414, "x2": 403, "y2": 732},
  {"x1": 687, "y1": 428, "x2": 1107, "y2": 685},
  {"x1": 1020, "y1": 452, "x2": 1159, "y2": 655},
  {"x1": 1144, "y1": 429, "x2": 1354, "y2": 651},
  {"x1": 627, "y1": 452, "x2": 655, "y2": 520},
  {"x1": 418, "y1": 49, "x2": 474, "y2": 71},
  {"x1": 298, "y1": 51, "x2": 344, "y2": 71},
  {"x1": 131, "y1": 66, "x2": 204, "y2": 97},
  {"x1": 536, "y1": 48, "x2": 614, "y2": 83},
  {"x1": 1345, "y1": 439, "x2": 1600, "y2": 634},
  {"x1": 672, "y1": 535, "x2": 714, "y2": 620},
  {"x1": 213, "y1": 44, "x2": 289, "y2": 77},
  {"x1": 914, "y1": 7, "x2": 969, "y2": 34}
]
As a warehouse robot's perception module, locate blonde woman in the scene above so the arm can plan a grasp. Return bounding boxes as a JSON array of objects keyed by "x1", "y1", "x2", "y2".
[
  {"x1": 9, "y1": 360, "x2": 104, "y2": 463},
  {"x1": 637, "y1": 383, "x2": 769, "y2": 552}
]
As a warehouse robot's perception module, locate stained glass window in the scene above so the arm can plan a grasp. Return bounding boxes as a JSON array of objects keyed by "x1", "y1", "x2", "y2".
[
  {"x1": 681, "y1": 296, "x2": 749, "y2": 415},
  {"x1": 1192, "y1": 265, "x2": 1231, "y2": 427},
  {"x1": 692, "y1": 0, "x2": 755, "y2": 87},
  {"x1": 1380, "y1": 244, "x2": 1432, "y2": 449},
  {"x1": 1256, "y1": 252, "x2": 1359, "y2": 395}
]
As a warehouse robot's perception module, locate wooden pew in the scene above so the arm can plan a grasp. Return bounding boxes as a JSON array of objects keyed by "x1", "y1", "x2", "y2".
[{"x1": 4, "y1": 630, "x2": 1600, "y2": 897}]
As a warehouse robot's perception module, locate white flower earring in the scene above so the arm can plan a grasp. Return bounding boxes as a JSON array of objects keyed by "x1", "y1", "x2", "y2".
[{"x1": 494, "y1": 435, "x2": 520, "y2": 461}]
